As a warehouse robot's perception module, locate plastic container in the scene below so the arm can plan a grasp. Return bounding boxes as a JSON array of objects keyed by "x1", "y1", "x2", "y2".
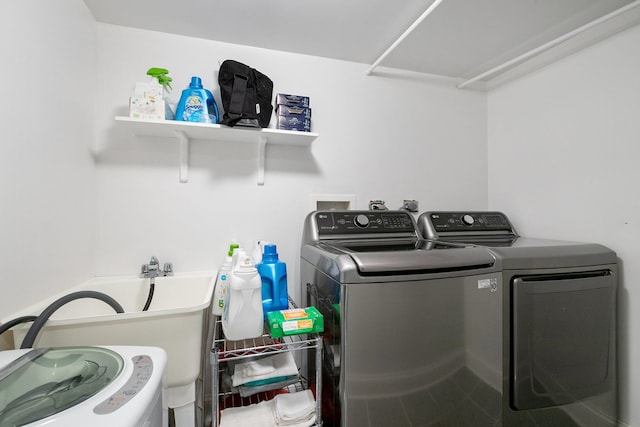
[
  {"x1": 211, "y1": 243, "x2": 240, "y2": 316},
  {"x1": 174, "y1": 76, "x2": 219, "y2": 123},
  {"x1": 256, "y1": 244, "x2": 289, "y2": 318},
  {"x1": 222, "y1": 256, "x2": 264, "y2": 340},
  {"x1": 267, "y1": 307, "x2": 324, "y2": 338}
]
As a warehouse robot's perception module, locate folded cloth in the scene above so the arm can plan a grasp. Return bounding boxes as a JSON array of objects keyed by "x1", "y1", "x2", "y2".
[
  {"x1": 245, "y1": 357, "x2": 275, "y2": 377},
  {"x1": 276, "y1": 414, "x2": 316, "y2": 427},
  {"x1": 219, "y1": 399, "x2": 316, "y2": 427},
  {"x1": 240, "y1": 375, "x2": 300, "y2": 395},
  {"x1": 273, "y1": 390, "x2": 316, "y2": 425},
  {"x1": 220, "y1": 400, "x2": 275, "y2": 427},
  {"x1": 232, "y1": 352, "x2": 298, "y2": 387}
]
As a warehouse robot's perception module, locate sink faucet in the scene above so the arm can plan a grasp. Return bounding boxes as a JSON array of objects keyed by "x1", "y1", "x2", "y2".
[{"x1": 140, "y1": 256, "x2": 173, "y2": 279}]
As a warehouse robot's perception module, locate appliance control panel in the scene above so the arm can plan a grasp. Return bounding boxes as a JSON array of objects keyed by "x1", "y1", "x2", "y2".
[
  {"x1": 427, "y1": 211, "x2": 514, "y2": 233},
  {"x1": 93, "y1": 355, "x2": 154, "y2": 414},
  {"x1": 315, "y1": 210, "x2": 416, "y2": 236}
]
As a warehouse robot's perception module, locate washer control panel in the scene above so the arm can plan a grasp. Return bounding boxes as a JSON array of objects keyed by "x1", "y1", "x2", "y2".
[
  {"x1": 93, "y1": 355, "x2": 154, "y2": 414},
  {"x1": 315, "y1": 210, "x2": 416, "y2": 236},
  {"x1": 427, "y1": 212, "x2": 513, "y2": 233}
]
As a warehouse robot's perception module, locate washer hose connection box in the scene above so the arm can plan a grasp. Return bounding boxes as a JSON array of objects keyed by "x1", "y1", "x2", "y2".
[{"x1": 267, "y1": 307, "x2": 323, "y2": 338}]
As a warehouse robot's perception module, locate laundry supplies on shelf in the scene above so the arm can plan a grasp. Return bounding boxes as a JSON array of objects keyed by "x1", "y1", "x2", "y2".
[
  {"x1": 211, "y1": 296, "x2": 322, "y2": 427},
  {"x1": 231, "y1": 352, "x2": 299, "y2": 388},
  {"x1": 174, "y1": 76, "x2": 219, "y2": 123},
  {"x1": 212, "y1": 243, "x2": 240, "y2": 316},
  {"x1": 222, "y1": 254, "x2": 263, "y2": 340},
  {"x1": 267, "y1": 307, "x2": 323, "y2": 338},
  {"x1": 276, "y1": 93, "x2": 311, "y2": 132},
  {"x1": 256, "y1": 244, "x2": 289, "y2": 318},
  {"x1": 275, "y1": 94, "x2": 309, "y2": 108},
  {"x1": 129, "y1": 67, "x2": 173, "y2": 120},
  {"x1": 219, "y1": 390, "x2": 316, "y2": 427},
  {"x1": 218, "y1": 60, "x2": 274, "y2": 128}
]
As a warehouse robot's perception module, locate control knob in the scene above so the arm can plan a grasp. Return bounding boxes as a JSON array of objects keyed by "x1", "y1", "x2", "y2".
[
  {"x1": 462, "y1": 214, "x2": 475, "y2": 226},
  {"x1": 354, "y1": 214, "x2": 370, "y2": 228}
]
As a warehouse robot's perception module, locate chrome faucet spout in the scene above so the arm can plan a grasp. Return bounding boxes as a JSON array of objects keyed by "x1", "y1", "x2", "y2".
[{"x1": 140, "y1": 256, "x2": 173, "y2": 278}]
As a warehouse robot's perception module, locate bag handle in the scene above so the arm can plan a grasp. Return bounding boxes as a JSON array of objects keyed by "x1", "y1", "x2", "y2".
[{"x1": 225, "y1": 72, "x2": 249, "y2": 124}]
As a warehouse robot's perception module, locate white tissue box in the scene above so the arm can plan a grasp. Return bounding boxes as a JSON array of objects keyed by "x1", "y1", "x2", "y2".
[{"x1": 129, "y1": 97, "x2": 165, "y2": 121}]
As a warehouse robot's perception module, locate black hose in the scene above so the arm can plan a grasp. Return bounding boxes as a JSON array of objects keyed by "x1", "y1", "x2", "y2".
[
  {"x1": 20, "y1": 291, "x2": 125, "y2": 349},
  {"x1": 142, "y1": 281, "x2": 155, "y2": 311},
  {"x1": 0, "y1": 315, "x2": 38, "y2": 336}
]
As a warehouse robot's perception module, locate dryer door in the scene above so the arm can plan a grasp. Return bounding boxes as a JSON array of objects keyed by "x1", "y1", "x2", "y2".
[{"x1": 511, "y1": 269, "x2": 616, "y2": 410}]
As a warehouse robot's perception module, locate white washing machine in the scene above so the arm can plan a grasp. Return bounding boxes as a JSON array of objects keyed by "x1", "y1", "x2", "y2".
[{"x1": 0, "y1": 345, "x2": 167, "y2": 427}]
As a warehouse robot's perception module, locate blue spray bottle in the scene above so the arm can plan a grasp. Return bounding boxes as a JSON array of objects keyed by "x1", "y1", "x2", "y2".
[
  {"x1": 256, "y1": 244, "x2": 289, "y2": 318},
  {"x1": 174, "y1": 76, "x2": 219, "y2": 123}
]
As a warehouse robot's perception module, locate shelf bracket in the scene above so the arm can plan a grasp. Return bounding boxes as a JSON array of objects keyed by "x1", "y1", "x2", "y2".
[
  {"x1": 175, "y1": 130, "x2": 189, "y2": 183},
  {"x1": 257, "y1": 135, "x2": 267, "y2": 186}
]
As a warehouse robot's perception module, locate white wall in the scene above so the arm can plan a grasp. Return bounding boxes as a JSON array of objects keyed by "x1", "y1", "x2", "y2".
[
  {"x1": 0, "y1": 2, "x2": 97, "y2": 321},
  {"x1": 487, "y1": 23, "x2": 640, "y2": 426},
  {"x1": 92, "y1": 24, "x2": 488, "y2": 303},
  {"x1": 2, "y1": 1, "x2": 638, "y2": 425}
]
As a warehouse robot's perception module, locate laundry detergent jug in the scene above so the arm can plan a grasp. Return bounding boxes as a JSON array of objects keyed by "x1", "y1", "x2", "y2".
[
  {"x1": 256, "y1": 244, "x2": 289, "y2": 318},
  {"x1": 222, "y1": 255, "x2": 263, "y2": 340},
  {"x1": 174, "y1": 76, "x2": 219, "y2": 123}
]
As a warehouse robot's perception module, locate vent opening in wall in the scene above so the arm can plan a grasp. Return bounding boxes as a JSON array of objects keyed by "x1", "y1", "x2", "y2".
[{"x1": 310, "y1": 194, "x2": 356, "y2": 212}]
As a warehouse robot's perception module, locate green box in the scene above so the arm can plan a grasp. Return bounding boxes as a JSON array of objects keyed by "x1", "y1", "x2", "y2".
[{"x1": 267, "y1": 307, "x2": 324, "y2": 338}]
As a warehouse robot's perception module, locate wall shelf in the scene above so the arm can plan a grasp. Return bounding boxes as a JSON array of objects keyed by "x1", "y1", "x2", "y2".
[{"x1": 114, "y1": 116, "x2": 318, "y2": 184}]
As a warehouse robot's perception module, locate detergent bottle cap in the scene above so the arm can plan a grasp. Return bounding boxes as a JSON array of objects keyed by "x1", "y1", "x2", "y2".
[
  {"x1": 262, "y1": 244, "x2": 279, "y2": 263},
  {"x1": 227, "y1": 243, "x2": 240, "y2": 257},
  {"x1": 189, "y1": 76, "x2": 203, "y2": 89},
  {"x1": 146, "y1": 67, "x2": 172, "y2": 91},
  {"x1": 236, "y1": 256, "x2": 256, "y2": 273}
]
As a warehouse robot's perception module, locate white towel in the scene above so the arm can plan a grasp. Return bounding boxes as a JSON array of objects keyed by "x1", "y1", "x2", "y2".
[
  {"x1": 219, "y1": 393, "x2": 316, "y2": 427},
  {"x1": 220, "y1": 400, "x2": 274, "y2": 427},
  {"x1": 244, "y1": 357, "x2": 275, "y2": 377},
  {"x1": 277, "y1": 414, "x2": 316, "y2": 427},
  {"x1": 232, "y1": 352, "x2": 298, "y2": 387},
  {"x1": 273, "y1": 390, "x2": 316, "y2": 425}
]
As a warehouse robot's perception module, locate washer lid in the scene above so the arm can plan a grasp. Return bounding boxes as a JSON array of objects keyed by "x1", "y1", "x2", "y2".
[
  {"x1": 322, "y1": 239, "x2": 497, "y2": 273},
  {"x1": 0, "y1": 346, "x2": 124, "y2": 426}
]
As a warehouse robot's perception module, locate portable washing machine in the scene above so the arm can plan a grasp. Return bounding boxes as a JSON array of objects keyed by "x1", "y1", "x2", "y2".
[{"x1": 0, "y1": 345, "x2": 167, "y2": 427}]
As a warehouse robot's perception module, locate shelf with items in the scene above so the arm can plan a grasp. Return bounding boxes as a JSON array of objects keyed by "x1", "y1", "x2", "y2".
[
  {"x1": 210, "y1": 298, "x2": 322, "y2": 427},
  {"x1": 114, "y1": 116, "x2": 318, "y2": 185}
]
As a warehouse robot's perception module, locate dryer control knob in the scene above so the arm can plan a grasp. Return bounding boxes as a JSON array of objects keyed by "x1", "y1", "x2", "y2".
[
  {"x1": 462, "y1": 214, "x2": 475, "y2": 226},
  {"x1": 354, "y1": 214, "x2": 370, "y2": 228}
]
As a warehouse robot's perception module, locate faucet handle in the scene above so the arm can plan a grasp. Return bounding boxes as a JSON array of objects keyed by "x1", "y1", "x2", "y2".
[
  {"x1": 149, "y1": 256, "x2": 159, "y2": 266},
  {"x1": 163, "y1": 263, "x2": 174, "y2": 276},
  {"x1": 140, "y1": 264, "x2": 150, "y2": 276}
]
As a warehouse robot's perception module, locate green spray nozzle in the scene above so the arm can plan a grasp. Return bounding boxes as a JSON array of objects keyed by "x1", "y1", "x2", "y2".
[{"x1": 147, "y1": 67, "x2": 172, "y2": 91}]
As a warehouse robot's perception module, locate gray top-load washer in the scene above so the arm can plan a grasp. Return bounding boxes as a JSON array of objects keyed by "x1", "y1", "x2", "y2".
[
  {"x1": 418, "y1": 211, "x2": 618, "y2": 427},
  {"x1": 301, "y1": 210, "x2": 505, "y2": 426}
]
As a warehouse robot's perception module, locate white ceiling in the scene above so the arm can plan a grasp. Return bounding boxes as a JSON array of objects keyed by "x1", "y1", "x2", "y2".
[{"x1": 83, "y1": 0, "x2": 640, "y2": 85}]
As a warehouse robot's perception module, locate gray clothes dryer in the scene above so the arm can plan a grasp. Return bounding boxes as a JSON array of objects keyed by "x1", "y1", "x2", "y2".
[
  {"x1": 418, "y1": 211, "x2": 618, "y2": 427},
  {"x1": 301, "y1": 210, "x2": 505, "y2": 427}
]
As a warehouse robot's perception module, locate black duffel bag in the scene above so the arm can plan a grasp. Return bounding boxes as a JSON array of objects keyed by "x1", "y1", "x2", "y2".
[{"x1": 218, "y1": 60, "x2": 273, "y2": 128}]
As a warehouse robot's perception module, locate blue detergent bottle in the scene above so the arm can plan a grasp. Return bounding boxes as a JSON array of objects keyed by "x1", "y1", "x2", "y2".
[
  {"x1": 256, "y1": 244, "x2": 289, "y2": 318},
  {"x1": 174, "y1": 76, "x2": 219, "y2": 123}
]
